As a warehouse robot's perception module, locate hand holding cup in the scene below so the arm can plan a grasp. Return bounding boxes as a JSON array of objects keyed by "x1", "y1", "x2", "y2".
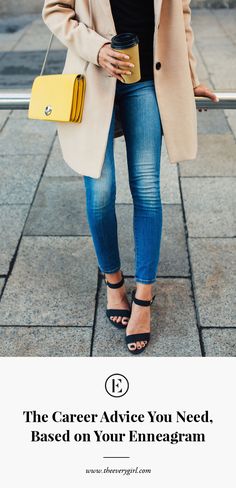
[
  {"x1": 98, "y1": 42, "x2": 135, "y2": 82},
  {"x1": 98, "y1": 33, "x2": 141, "y2": 83}
]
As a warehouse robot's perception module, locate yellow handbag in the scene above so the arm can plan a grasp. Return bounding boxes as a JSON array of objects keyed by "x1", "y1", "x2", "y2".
[
  {"x1": 28, "y1": 68, "x2": 86, "y2": 123},
  {"x1": 28, "y1": 1, "x2": 92, "y2": 123}
]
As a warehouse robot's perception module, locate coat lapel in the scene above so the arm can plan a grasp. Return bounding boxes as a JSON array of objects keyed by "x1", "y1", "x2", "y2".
[{"x1": 99, "y1": 0, "x2": 164, "y2": 33}]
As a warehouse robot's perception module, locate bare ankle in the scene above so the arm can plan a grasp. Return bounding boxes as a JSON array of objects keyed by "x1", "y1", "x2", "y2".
[
  {"x1": 135, "y1": 283, "x2": 153, "y2": 301},
  {"x1": 104, "y1": 270, "x2": 123, "y2": 284}
]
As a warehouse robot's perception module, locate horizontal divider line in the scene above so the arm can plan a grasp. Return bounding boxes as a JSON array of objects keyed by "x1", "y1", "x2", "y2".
[
  {"x1": 180, "y1": 175, "x2": 236, "y2": 178},
  {"x1": 99, "y1": 274, "x2": 190, "y2": 279},
  {"x1": 187, "y1": 236, "x2": 236, "y2": 239},
  {"x1": 0, "y1": 325, "x2": 94, "y2": 328},
  {"x1": 22, "y1": 234, "x2": 92, "y2": 237}
]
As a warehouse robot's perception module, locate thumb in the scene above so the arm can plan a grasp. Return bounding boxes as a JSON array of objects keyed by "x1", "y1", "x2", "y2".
[{"x1": 208, "y1": 91, "x2": 219, "y2": 102}]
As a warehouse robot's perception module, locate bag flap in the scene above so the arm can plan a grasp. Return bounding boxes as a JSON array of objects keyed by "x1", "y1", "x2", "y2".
[{"x1": 28, "y1": 74, "x2": 80, "y2": 121}]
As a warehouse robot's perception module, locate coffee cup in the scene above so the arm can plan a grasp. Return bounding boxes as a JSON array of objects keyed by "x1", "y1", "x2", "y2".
[{"x1": 111, "y1": 33, "x2": 141, "y2": 84}]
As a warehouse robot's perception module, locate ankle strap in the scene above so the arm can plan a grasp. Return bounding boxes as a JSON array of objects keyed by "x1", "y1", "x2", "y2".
[
  {"x1": 132, "y1": 289, "x2": 156, "y2": 306},
  {"x1": 104, "y1": 271, "x2": 124, "y2": 288}
]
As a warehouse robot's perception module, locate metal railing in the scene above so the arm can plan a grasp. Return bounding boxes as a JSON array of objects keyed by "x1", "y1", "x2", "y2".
[{"x1": 0, "y1": 89, "x2": 236, "y2": 110}]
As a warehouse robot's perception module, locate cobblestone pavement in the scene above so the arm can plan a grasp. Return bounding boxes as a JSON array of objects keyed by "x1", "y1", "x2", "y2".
[{"x1": 0, "y1": 10, "x2": 235, "y2": 356}]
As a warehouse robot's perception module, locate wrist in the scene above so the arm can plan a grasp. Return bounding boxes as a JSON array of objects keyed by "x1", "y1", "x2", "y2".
[{"x1": 97, "y1": 42, "x2": 111, "y2": 65}]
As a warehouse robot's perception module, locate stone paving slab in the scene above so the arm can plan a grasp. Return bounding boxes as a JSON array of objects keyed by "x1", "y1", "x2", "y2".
[
  {"x1": 189, "y1": 238, "x2": 236, "y2": 328},
  {"x1": 14, "y1": 32, "x2": 64, "y2": 52},
  {"x1": 44, "y1": 136, "x2": 78, "y2": 177},
  {"x1": 0, "y1": 279, "x2": 5, "y2": 294},
  {"x1": 0, "y1": 117, "x2": 56, "y2": 155},
  {"x1": 0, "y1": 14, "x2": 37, "y2": 33},
  {"x1": 114, "y1": 137, "x2": 132, "y2": 205},
  {"x1": 0, "y1": 236, "x2": 98, "y2": 326},
  {"x1": 92, "y1": 278, "x2": 201, "y2": 357},
  {"x1": 224, "y1": 109, "x2": 236, "y2": 139},
  {"x1": 179, "y1": 134, "x2": 236, "y2": 176},
  {"x1": 160, "y1": 143, "x2": 181, "y2": 204},
  {"x1": 214, "y1": 9, "x2": 236, "y2": 44},
  {"x1": 202, "y1": 329, "x2": 236, "y2": 357},
  {"x1": 0, "y1": 50, "x2": 66, "y2": 87},
  {"x1": 0, "y1": 327, "x2": 92, "y2": 356},
  {"x1": 9, "y1": 109, "x2": 34, "y2": 119},
  {"x1": 115, "y1": 204, "x2": 134, "y2": 274},
  {"x1": 0, "y1": 31, "x2": 24, "y2": 52},
  {"x1": 196, "y1": 110, "x2": 230, "y2": 134},
  {"x1": 115, "y1": 204, "x2": 189, "y2": 277},
  {"x1": 197, "y1": 39, "x2": 236, "y2": 89},
  {"x1": 158, "y1": 205, "x2": 189, "y2": 276},
  {"x1": 19, "y1": 17, "x2": 63, "y2": 47},
  {"x1": 0, "y1": 205, "x2": 29, "y2": 275},
  {"x1": 0, "y1": 110, "x2": 10, "y2": 131},
  {"x1": 24, "y1": 176, "x2": 89, "y2": 236},
  {"x1": 192, "y1": 9, "x2": 228, "y2": 38},
  {"x1": 193, "y1": 44, "x2": 209, "y2": 81},
  {"x1": 0, "y1": 13, "x2": 35, "y2": 52},
  {"x1": 0, "y1": 153, "x2": 46, "y2": 204},
  {"x1": 181, "y1": 177, "x2": 236, "y2": 237},
  {"x1": 194, "y1": 11, "x2": 236, "y2": 89}
]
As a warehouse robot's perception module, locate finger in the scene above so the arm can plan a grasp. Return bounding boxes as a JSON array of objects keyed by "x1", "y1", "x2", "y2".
[
  {"x1": 104, "y1": 59, "x2": 124, "y2": 73},
  {"x1": 102, "y1": 62, "x2": 114, "y2": 76},
  {"x1": 107, "y1": 56, "x2": 133, "y2": 71},
  {"x1": 108, "y1": 48, "x2": 130, "y2": 61},
  {"x1": 110, "y1": 64, "x2": 132, "y2": 76},
  {"x1": 208, "y1": 93, "x2": 219, "y2": 102},
  {"x1": 107, "y1": 55, "x2": 134, "y2": 69},
  {"x1": 102, "y1": 62, "x2": 123, "y2": 80},
  {"x1": 115, "y1": 74, "x2": 125, "y2": 82},
  {"x1": 109, "y1": 60, "x2": 130, "y2": 72},
  {"x1": 109, "y1": 71, "x2": 124, "y2": 82},
  {"x1": 205, "y1": 90, "x2": 219, "y2": 102}
]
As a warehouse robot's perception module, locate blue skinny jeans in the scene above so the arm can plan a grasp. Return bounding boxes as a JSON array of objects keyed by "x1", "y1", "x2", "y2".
[{"x1": 83, "y1": 79, "x2": 163, "y2": 284}]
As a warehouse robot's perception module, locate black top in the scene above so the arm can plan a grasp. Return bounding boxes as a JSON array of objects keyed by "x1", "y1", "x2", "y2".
[{"x1": 110, "y1": 0, "x2": 155, "y2": 82}]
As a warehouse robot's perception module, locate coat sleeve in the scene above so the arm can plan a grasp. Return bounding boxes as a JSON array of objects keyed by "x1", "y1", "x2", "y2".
[
  {"x1": 182, "y1": 0, "x2": 200, "y2": 88},
  {"x1": 42, "y1": 1, "x2": 111, "y2": 66}
]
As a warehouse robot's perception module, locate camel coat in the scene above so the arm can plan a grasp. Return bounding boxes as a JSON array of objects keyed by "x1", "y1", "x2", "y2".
[{"x1": 42, "y1": 0, "x2": 200, "y2": 178}]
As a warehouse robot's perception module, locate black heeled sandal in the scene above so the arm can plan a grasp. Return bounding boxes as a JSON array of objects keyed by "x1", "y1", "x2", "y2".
[
  {"x1": 104, "y1": 271, "x2": 131, "y2": 329},
  {"x1": 125, "y1": 289, "x2": 156, "y2": 354}
]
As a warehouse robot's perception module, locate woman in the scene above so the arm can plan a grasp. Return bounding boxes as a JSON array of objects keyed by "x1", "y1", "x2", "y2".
[{"x1": 42, "y1": 0, "x2": 218, "y2": 355}]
